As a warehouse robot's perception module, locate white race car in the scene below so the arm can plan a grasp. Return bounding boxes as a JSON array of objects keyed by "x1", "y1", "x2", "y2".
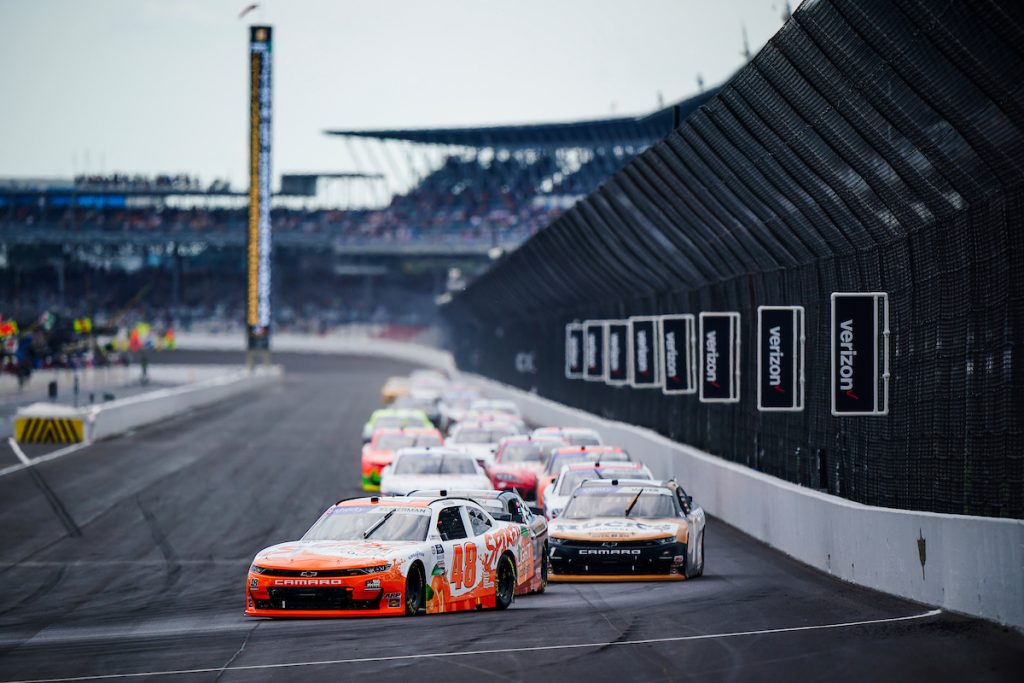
[
  {"x1": 445, "y1": 420, "x2": 524, "y2": 466},
  {"x1": 380, "y1": 448, "x2": 493, "y2": 496},
  {"x1": 543, "y1": 461, "x2": 652, "y2": 519}
]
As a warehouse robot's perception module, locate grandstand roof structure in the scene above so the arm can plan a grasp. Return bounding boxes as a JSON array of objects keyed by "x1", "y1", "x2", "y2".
[{"x1": 324, "y1": 89, "x2": 719, "y2": 148}]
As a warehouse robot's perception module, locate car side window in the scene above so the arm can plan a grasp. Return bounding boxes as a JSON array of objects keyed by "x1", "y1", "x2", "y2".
[
  {"x1": 507, "y1": 499, "x2": 527, "y2": 524},
  {"x1": 467, "y1": 506, "x2": 492, "y2": 536},
  {"x1": 437, "y1": 506, "x2": 468, "y2": 540},
  {"x1": 676, "y1": 487, "x2": 691, "y2": 515}
]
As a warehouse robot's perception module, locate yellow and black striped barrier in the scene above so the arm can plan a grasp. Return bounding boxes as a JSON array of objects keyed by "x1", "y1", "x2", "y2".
[{"x1": 14, "y1": 417, "x2": 84, "y2": 444}]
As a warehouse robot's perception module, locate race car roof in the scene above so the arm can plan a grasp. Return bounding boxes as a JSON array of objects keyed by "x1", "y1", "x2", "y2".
[
  {"x1": 564, "y1": 461, "x2": 646, "y2": 472},
  {"x1": 336, "y1": 496, "x2": 432, "y2": 508}
]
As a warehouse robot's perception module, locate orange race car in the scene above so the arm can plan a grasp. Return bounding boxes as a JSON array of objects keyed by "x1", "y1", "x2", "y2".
[
  {"x1": 246, "y1": 495, "x2": 541, "y2": 618},
  {"x1": 361, "y1": 427, "x2": 443, "y2": 491}
]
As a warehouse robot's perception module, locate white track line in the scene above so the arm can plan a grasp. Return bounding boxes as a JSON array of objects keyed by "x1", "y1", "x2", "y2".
[
  {"x1": 0, "y1": 437, "x2": 92, "y2": 478},
  {"x1": 6, "y1": 609, "x2": 942, "y2": 683}
]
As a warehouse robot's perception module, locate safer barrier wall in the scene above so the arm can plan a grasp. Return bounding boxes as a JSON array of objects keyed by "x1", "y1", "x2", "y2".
[
  {"x1": 467, "y1": 374, "x2": 1024, "y2": 630},
  {"x1": 444, "y1": 0, "x2": 1024, "y2": 518},
  {"x1": 17, "y1": 367, "x2": 282, "y2": 443}
]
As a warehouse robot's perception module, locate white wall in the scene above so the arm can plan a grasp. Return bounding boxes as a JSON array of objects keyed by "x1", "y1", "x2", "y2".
[
  {"x1": 465, "y1": 375, "x2": 1024, "y2": 631},
  {"x1": 18, "y1": 366, "x2": 282, "y2": 442},
  {"x1": 175, "y1": 332, "x2": 455, "y2": 372}
]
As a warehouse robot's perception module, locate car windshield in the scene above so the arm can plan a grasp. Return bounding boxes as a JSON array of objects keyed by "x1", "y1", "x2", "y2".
[
  {"x1": 562, "y1": 489, "x2": 678, "y2": 519},
  {"x1": 375, "y1": 416, "x2": 422, "y2": 430},
  {"x1": 556, "y1": 468, "x2": 649, "y2": 495},
  {"x1": 374, "y1": 433, "x2": 441, "y2": 450},
  {"x1": 452, "y1": 427, "x2": 515, "y2": 444},
  {"x1": 393, "y1": 454, "x2": 477, "y2": 475},
  {"x1": 499, "y1": 442, "x2": 544, "y2": 463},
  {"x1": 547, "y1": 451, "x2": 628, "y2": 475},
  {"x1": 564, "y1": 433, "x2": 602, "y2": 446},
  {"x1": 302, "y1": 506, "x2": 430, "y2": 542}
]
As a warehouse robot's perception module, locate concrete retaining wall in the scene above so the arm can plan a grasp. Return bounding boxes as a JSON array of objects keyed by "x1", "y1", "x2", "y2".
[
  {"x1": 18, "y1": 366, "x2": 282, "y2": 443},
  {"x1": 175, "y1": 332, "x2": 455, "y2": 372},
  {"x1": 465, "y1": 374, "x2": 1024, "y2": 631}
]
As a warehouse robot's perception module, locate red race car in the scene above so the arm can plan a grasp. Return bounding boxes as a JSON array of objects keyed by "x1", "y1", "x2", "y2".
[{"x1": 485, "y1": 435, "x2": 568, "y2": 500}]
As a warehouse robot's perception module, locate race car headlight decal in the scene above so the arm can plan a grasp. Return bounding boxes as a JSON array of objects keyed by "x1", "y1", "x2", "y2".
[
  {"x1": 359, "y1": 563, "x2": 392, "y2": 574},
  {"x1": 550, "y1": 508, "x2": 563, "y2": 518},
  {"x1": 249, "y1": 565, "x2": 270, "y2": 575},
  {"x1": 549, "y1": 537, "x2": 567, "y2": 546},
  {"x1": 656, "y1": 536, "x2": 676, "y2": 545}
]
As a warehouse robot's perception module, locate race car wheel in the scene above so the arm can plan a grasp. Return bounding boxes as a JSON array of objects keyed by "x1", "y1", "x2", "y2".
[
  {"x1": 537, "y1": 543, "x2": 549, "y2": 594},
  {"x1": 494, "y1": 554, "x2": 516, "y2": 610},
  {"x1": 405, "y1": 564, "x2": 425, "y2": 616},
  {"x1": 694, "y1": 535, "x2": 705, "y2": 578}
]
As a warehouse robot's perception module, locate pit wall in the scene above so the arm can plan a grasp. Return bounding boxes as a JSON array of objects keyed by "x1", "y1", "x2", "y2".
[{"x1": 18, "y1": 366, "x2": 282, "y2": 443}]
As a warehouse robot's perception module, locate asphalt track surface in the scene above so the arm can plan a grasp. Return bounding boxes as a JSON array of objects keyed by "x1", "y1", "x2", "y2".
[{"x1": 0, "y1": 351, "x2": 1021, "y2": 682}]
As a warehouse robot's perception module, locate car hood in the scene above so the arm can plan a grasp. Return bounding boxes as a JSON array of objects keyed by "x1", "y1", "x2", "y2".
[
  {"x1": 381, "y1": 473, "x2": 493, "y2": 496},
  {"x1": 253, "y1": 539, "x2": 420, "y2": 569},
  {"x1": 548, "y1": 517, "x2": 687, "y2": 542},
  {"x1": 447, "y1": 443, "x2": 497, "y2": 461}
]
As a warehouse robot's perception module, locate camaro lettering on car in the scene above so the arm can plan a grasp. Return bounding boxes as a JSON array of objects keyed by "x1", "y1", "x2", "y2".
[
  {"x1": 272, "y1": 579, "x2": 346, "y2": 586},
  {"x1": 578, "y1": 549, "x2": 642, "y2": 555}
]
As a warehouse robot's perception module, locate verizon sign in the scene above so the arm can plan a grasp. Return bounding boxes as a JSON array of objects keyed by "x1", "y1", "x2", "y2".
[
  {"x1": 757, "y1": 306, "x2": 804, "y2": 412},
  {"x1": 831, "y1": 293, "x2": 889, "y2": 416},
  {"x1": 604, "y1": 320, "x2": 629, "y2": 386},
  {"x1": 565, "y1": 323, "x2": 584, "y2": 379},
  {"x1": 699, "y1": 312, "x2": 740, "y2": 403},
  {"x1": 658, "y1": 314, "x2": 696, "y2": 395},
  {"x1": 583, "y1": 320, "x2": 606, "y2": 382},
  {"x1": 628, "y1": 316, "x2": 660, "y2": 388}
]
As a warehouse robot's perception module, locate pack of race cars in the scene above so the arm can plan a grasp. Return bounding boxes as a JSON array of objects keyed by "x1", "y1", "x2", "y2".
[{"x1": 245, "y1": 368, "x2": 705, "y2": 618}]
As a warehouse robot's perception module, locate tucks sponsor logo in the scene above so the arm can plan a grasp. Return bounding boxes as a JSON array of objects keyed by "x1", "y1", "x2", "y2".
[
  {"x1": 705, "y1": 330, "x2": 719, "y2": 387},
  {"x1": 636, "y1": 330, "x2": 650, "y2": 375},
  {"x1": 273, "y1": 579, "x2": 345, "y2": 586},
  {"x1": 664, "y1": 331, "x2": 678, "y2": 379},
  {"x1": 768, "y1": 326, "x2": 784, "y2": 393},
  {"x1": 838, "y1": 319, "x2": 858, "y2": 400}
]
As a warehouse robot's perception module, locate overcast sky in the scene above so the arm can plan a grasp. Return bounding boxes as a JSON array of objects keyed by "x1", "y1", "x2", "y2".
[{"x1": 0, "y1": 0, "x2": 789, "y2": 187}]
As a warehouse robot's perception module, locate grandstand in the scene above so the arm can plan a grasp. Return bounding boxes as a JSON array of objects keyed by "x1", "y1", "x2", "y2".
[{"x1": 0, "y1": 88, "x2": 717, "y2": 360}]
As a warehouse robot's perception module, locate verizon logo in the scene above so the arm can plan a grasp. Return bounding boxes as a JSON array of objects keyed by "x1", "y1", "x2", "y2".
[
  {"x1": 838, "y1": 319, "x2": 858, "y2": 399},
  {"x1": 705, "y1": 330, "x2": 719, "y2": 387},
  {"x1": 636, "y1": 330, "x2": 649, "y2": 374},
  {"x1": 664, "y1": 331, "x2": 678, "y2": 378},
  {"x1": 768, "y1": 325, "x2": 784, "y2": 393}
]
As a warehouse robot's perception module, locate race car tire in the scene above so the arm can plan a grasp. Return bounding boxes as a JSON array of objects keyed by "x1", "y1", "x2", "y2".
[
  {"x1": 694, "y1": 535, "x2": 705, "y2": 577},
  {"x1": 494, "y1": 554, "x2": 516, "y2": 610},
  {"x1": 536, "y1": 543, "x2": 549, "y2": 594},
  {"x1": 405, "y1": 563, "x2": 425, "y2": 616}
]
